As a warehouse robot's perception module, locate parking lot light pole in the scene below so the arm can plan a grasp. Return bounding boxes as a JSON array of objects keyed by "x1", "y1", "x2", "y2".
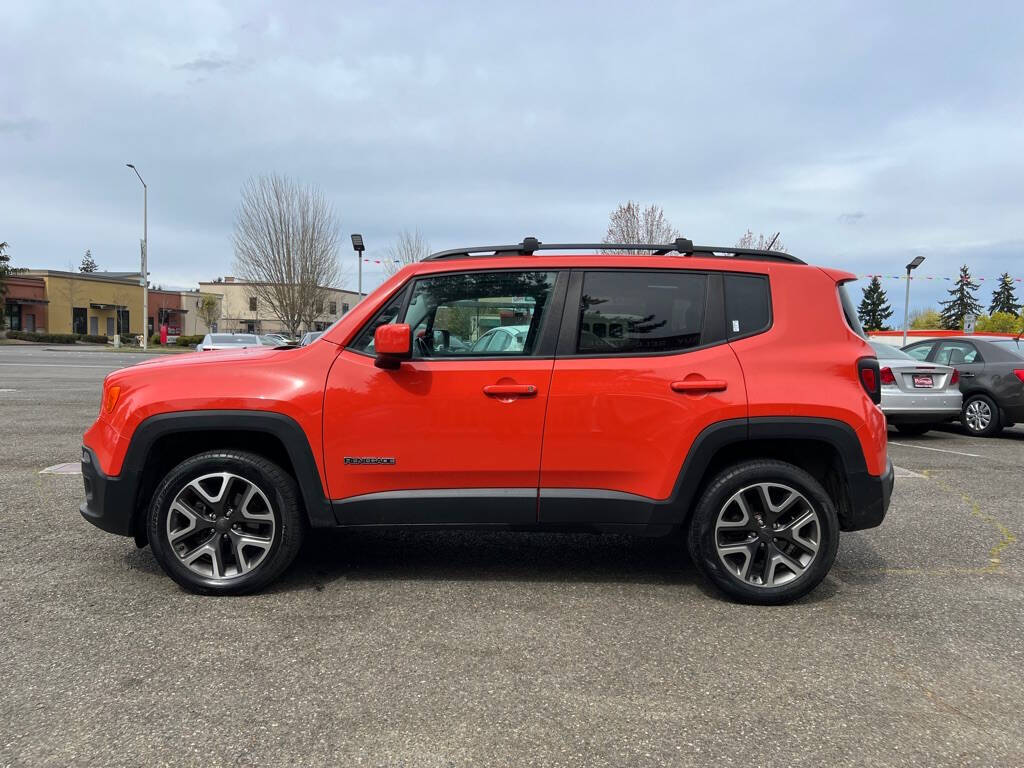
[
  {"x1": 126, "y1": 164, "x2": 148, "y2": 350},
  {"x1": 902, "y1": 256, "x2": 925, "y2": 347},
  {"x1": 351, "y1": 234, "x2": 365, "y2": 302}
]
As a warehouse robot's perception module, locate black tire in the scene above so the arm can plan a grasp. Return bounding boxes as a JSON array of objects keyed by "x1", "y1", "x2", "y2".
[
  {"x1": 687, "y1": 459, "x2": 840, "y2": 605},
  {"x1": 961, "y1": 393, "x2": 1002, "y2": 437},
  {"x1": 148, "y1": 450, "x2": 305, "y2": 595},
  {"x1": 895, "y1": 423, "x2": 932, "y2": 436}
]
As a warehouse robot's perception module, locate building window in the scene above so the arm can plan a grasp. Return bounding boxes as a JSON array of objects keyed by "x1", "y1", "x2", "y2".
[
  {"x1": 315, "y1": 300, "x2": 323, "y2": 314},
  {"x1": 342, "y1": 303, "x2": 349, "y2": 314},
  {"x1": 329, "y1": 301, "x2": 337, "y2": 315},
  {"x1": 72, "y1": 307, "x2": 87, "y2": 335},
  {"x1": 249, "y1": 297, "x2": 257, "y2": 311}
]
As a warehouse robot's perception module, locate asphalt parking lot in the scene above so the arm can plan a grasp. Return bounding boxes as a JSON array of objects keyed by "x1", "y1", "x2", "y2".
[{"x1": 1, "y1": 345, "x2": 1022, "y2": 767}]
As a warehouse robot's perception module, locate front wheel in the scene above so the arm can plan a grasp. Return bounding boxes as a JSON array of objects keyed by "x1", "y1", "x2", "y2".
[
  {"x1": 148, "y1": 450, "x2": 305, "y2": 595},
  {"x1": 961, "y1": 394, "x2": 1001, "y2": 437},
  {"x1": 687, "y1": 460, "x2": 840, "y2": 605}
]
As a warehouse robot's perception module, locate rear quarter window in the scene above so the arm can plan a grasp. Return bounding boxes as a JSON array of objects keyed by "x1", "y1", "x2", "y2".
[
  {"x1": 724, "y1": 274, "x2": 771, "y2": 338},
  {"x1": 838, "y1": 283, "x2": 866, "y2": 338}
]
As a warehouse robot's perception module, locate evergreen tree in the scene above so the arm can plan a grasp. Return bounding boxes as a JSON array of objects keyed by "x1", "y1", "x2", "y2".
[
  {"x1": 79, "y1": 249, "x2": 99, "y2": 273},
  {"x1": 1, "y1": 242, "x2": 25, "y2": 330},
  {"x1": 939, "y1": 265, "x2": 983, "y2": 330},
  {"x1": 857, "y1": 276, "x2": 894, "y2": 331},
  {"x1": 988, "y1": 272, "x2": 1021, "y2": 316}
]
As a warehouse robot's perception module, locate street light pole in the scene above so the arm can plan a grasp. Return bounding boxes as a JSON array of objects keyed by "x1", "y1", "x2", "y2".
[
  {"x1": 902, "y1": 256, "x2": 925, "y2": 347},
  {"x1": 126, "y1": 164, "x2": 148, "y2": 350},
  {"x1": 351, "y1": 234, "x2": 365, "y2": 302}
]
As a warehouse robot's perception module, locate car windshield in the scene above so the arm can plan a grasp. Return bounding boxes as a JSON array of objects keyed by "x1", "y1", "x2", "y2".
[{"x1": 869, "y1": 341, "x2": 916, "y2": 360}]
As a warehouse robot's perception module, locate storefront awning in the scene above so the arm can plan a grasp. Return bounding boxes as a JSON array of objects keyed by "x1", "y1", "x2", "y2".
[
  {"x1": 89, "y1": 303, "x2": 127, "y2": 310},
  {"x1": 5, "y1": 298, "x2": 49, "y2": 305}
]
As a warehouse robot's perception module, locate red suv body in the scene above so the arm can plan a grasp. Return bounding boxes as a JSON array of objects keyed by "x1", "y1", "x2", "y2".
[{"x1": 81, "y1": 239, "x2": 893, "y2": 603}]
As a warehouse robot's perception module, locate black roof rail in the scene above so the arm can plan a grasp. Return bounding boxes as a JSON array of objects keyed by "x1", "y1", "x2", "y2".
[{"x1": 425, "y1": 236, "x2": 804, "y2": 264}]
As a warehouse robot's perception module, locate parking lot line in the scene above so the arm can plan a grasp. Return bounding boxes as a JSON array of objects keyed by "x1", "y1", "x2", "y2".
[{"x1": 889, "y1": 441, "x2": 986, "y2": 458}]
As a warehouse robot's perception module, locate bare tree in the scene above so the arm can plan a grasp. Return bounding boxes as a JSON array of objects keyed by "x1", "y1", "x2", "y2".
[
  {"x1": 383, "y1": 229, "x2": 431, "y2": 277},
  {"x1": 232, "y1": 174, "x2": 343, "y2": 337},
  {"x1": 603, "y1": 201, "x2": 681, "y2": 253},
  {"x1": 737, "y1": 230, "x2": 787, "y2": 253}
]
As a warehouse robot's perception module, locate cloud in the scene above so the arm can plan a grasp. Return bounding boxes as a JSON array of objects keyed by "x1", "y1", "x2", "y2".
[
  {"x1": 176, "y1": 55, "x2": 233, "y2": 72},
  {"x1": 0, "y1": 118, "x2": 45, "y2": 139}
]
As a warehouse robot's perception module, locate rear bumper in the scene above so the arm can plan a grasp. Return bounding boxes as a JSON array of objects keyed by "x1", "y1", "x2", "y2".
[
  {"x1": 841, "y1": 458, "x2": 894, "y2": 532},
  {"x1": 880, "y1": 390, "x2": 961, "y2": 422},
  {"x1": 80, "y1": 445, "x2": 138, "y2": 537}
]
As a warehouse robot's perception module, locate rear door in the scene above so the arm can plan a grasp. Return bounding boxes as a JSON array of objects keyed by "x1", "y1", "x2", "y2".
[
  {"x1": 538, "y1": 269, "x2": 747, "y2": 524},
  {"x1": 933, "y1": 340, "x2": 985, "y2": 388}
]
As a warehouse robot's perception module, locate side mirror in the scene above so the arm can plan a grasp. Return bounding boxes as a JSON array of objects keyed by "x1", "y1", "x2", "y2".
[{"x1": 374, "y1": 323, "x2": 412, "y2": 369}]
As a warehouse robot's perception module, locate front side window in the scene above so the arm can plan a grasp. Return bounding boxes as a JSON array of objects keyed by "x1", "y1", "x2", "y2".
[
  {"x1": 577, "y1": 271, "x2": 706, "y2": 355},
  {"x1": 404, "y1": 271, "x2": 556, "y2": 358}
]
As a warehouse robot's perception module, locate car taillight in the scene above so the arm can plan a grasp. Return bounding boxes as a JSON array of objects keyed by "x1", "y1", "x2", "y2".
[
  {"x1": 858, "y1": 357, "x2": 881, "y2": 405},
  {"x1": 879, "y1": 366, "x2": 896, "y2": 386},
  {"x1": 950, "y1": 369, "x2": 960, "y2": 385}
]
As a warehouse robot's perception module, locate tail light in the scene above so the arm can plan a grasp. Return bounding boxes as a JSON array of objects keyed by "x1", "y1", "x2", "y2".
[
  {"x1": 951, "y1": 369, "x2": 960, "y2": 385},
  {"x1": 1014, "y1": 370, "x2": 1024, "y2": 383},
  {"x1": 858, "y1": 357, "x2": 881, "y2": 404},
  {"x1": 879, "y1": 366, "x2": 896, "y2": 386}
]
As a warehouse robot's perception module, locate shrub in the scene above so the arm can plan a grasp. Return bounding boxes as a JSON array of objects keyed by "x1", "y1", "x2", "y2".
[
  {"x1": 175, "y1": 335, "x2": 205, "y2": 347},
  {"x1": 150, "y1": 333, "x2": 162, "y2": 346},
  {"x1": 975, "y1": 312, "x2": 1024, "y2": 334},
  {"x1": 76, "y1": 334, "x2": 109, "y2": 344},
  {"x1": 6, "y1": 330, "x2": 78, "y2": 344}
]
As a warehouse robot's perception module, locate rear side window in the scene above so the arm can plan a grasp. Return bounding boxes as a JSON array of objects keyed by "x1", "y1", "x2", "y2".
[
  {"x1": 577, "y1": 271, "x2": 706, "y2": 355},
  {"x1": 838, "y1": 283, "x2": 866, "y2": 338},
  {"x1": 724, "y1": 274, "x2": 770, "y2": 338}
]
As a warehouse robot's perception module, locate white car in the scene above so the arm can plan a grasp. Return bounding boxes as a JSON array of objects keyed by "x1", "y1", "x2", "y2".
[
  {"x1": 195, "y1": 333, "x2": 262, "y2": 352},
  {"x1": 469, "y1": 325, "x2": 532, "y2": 354}
]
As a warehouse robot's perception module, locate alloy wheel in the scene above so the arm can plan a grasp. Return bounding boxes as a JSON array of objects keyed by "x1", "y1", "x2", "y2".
[
  {"x1": 964, "y1": 399, "x2": 992, "y2": 433},
  {"x1": 166, "y1": 472, "x2": 276, "y2": 580},
  {"x1": 714, "y1": 482, "x2": 821, "y2": 588}
]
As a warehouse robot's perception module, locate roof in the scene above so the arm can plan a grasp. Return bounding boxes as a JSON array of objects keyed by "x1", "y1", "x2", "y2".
[{"x1": 24, "y1": 269, "x2": 144, "y2": 284}]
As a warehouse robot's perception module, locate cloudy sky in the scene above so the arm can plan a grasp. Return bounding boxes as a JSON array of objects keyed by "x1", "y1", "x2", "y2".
[{"x1": 3, "y1": 1, "x2": 1023, "y2": 317}]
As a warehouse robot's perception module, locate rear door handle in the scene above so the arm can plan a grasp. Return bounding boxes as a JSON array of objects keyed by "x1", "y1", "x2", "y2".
[
  {"x1": 671, "y1": 379, "x2": 728, "y2": 393},
  {"x1": 483, "y1": 384, "x2": 538, "y2": 397},
  {"x1": 961, "y1": 372, "x2": 975, "y2": 377}
]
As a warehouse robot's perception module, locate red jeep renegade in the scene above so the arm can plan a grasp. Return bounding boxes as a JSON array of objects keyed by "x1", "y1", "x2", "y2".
[{"x1": 81, "y1": 238, "x2": 893, "y2": 604}]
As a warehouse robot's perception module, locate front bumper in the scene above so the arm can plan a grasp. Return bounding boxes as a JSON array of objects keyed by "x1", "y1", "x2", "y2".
[
  {"x1": 80, "y1": 445, "x2": 138, "y2": 537},
  {"x1": 840, "y1": 458, "x2": 894, "y2": 532}
]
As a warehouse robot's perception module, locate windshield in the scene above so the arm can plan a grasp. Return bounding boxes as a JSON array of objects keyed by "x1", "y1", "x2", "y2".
[{"x1": 869, "y1": 341, "x2": 916, "y2": 360}]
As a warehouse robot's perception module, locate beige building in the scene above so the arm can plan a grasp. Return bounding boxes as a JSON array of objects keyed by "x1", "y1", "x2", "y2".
[
  {"x1": 176, "y1": 290, "x2": 225, "y2": 337},
  {"x1": 198, "y1": 277, "x2": 359, "y2": 335},
  {"x1": 24, "y1": 270, "x2": 145, "y2": 336}
]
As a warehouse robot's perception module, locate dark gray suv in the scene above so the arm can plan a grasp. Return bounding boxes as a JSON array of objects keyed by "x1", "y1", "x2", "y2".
[{"x1": 902, "y1": 336, "x2": 1024, "y2": 437}]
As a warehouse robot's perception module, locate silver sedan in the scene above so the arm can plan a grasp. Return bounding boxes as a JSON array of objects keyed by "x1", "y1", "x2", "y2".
[{"x1": 871, "y1": 341, "x2": 962, "y2": 436}]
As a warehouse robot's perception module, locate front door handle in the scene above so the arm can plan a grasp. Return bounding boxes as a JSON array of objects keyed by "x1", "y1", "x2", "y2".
[
  {"x1": 483, "y1": 384, "x2": 538, "y2": 397},
  {"x1": 961, "y1": 371, "x2": 975, "y2": 378},
  {"x1": 671, "y1": 379, "x2": 728, "y2": 393}
]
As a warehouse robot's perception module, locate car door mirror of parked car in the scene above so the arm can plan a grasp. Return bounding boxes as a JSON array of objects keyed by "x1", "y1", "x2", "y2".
[{"x1": 374, "y1": 323, "x2": 412, "y2": 369}]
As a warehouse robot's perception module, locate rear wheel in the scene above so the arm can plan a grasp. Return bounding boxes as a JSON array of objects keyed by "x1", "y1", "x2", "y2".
[
  {"x1": 895, "y1": 423, "x2": 933, "y2": 436},
  {"x1": 148, "y1": 450, "x2": 305, "y2": 595},
  {"x1": 687, "y1": 460, "x2": 839, "y2": 605},
  {"x1": 961, "y1": 394, "x2": 1001, "y2": 437}
]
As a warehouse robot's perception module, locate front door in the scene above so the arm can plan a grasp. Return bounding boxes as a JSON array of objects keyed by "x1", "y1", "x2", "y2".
[
  {"x1": 931, "y1": 339, "x2": 985, "y2": 387},
  {"x1": 89, "y1": 316, "x2": 99, "y2": 336},
  {"x1": 539, "y1": 269, "x2": 748, "y2": 524},
  {"x1": 106, "y1": 317, "x2": 115, "y2": 337},
  {"x1": 324, "y1": 270, "x2": 565, "y2": 525}
]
